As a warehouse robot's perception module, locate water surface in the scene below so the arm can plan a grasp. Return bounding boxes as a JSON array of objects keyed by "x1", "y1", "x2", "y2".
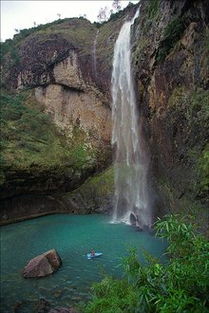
[{"x1": 0, "y1": 214, "x2": 166, "y2": 312}]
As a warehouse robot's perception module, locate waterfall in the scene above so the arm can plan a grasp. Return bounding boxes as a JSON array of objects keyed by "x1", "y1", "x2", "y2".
[
  {"x1": 93, "y1": 29, "x2": 99, "y2": 79},
  {"x1": 111, "y1": 7, "x2": 152, "y2": 229}
]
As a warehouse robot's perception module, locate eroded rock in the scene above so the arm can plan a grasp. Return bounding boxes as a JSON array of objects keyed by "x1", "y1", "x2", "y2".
[{"x1": 23, "y1": 249, "x2": 61, "y2": 278}]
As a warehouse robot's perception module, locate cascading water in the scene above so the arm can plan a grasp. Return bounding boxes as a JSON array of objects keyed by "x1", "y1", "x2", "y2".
[{"x1": 111, "y1": 7, "x2": 152, "y2": 229}]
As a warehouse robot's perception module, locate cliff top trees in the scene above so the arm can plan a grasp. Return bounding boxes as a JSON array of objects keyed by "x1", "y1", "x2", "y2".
[{"x1": 97, "y1": 0, "x2": 122, "y2": 23}]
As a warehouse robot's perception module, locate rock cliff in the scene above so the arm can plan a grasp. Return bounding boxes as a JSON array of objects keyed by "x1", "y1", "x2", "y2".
[
  {"x1": 0, "y1": 5, "x2": 136, "y2": 223},
  {"x1": 132, "y1": 0, "x2": 209, "y2": 227},
  {"x1": 0, "y1": 1, "x2": 208, "y2": 226}
]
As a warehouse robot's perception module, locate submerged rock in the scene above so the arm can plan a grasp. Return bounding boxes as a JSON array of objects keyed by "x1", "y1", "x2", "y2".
[
  {"x1": 23, "y1": 249, "x2": 61, "y2": 278},
  {"x1": 36, "y1": 298, "x2": 51, "y2": 313}
]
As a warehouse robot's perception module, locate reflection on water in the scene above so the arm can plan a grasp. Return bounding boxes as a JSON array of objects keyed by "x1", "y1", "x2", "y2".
[{"x1": 0, "y1": 214, "x2": 167, "y2": 312}]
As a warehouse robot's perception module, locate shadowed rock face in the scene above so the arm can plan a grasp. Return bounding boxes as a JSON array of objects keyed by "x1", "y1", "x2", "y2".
[
  {"x1": 132, "y1": 0, "x2": 209, "y2": 222},
  {"x1": 23, "y1": 249, "x2": 61, "y2": 278}
]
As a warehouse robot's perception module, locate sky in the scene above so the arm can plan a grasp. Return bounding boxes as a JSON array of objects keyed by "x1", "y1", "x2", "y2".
[{"x1": 1, "y1": 0, "x2": 138, "y2": 42}]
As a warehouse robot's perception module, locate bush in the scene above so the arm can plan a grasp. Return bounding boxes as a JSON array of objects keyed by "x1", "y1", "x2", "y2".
[
  {"x1": 83, "y1": 215, "x2": 209, "y2": 313},
  {"x1": 198, "y1": 145, "x2": 209, "y2": 193},
  {"x1": 156, "y1": 17, "x2": 185, "y2": 62},
  {"x1": 147, "y1": 0, "x2": 159, "y2": 20}
]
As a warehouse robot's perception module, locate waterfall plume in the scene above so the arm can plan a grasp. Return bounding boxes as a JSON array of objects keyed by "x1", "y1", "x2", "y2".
[{"x1": 111, "y1": 7, "x2": 152, "y2": 229}]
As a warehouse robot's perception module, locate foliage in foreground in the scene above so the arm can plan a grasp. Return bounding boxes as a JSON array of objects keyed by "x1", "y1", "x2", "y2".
[{"x1": 83, "y1": 215, "x2": 209, "y2": 313}]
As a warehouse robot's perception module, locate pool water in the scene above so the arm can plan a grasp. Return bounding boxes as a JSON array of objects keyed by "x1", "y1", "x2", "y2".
[{"x1": 0, "y1": 214, "x2": 167, "y2": 312}]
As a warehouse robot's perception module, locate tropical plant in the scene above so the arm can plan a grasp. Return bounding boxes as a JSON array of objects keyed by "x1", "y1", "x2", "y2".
[{"x1": 83, "y1": 215, "x2": 209, "y2": 313}]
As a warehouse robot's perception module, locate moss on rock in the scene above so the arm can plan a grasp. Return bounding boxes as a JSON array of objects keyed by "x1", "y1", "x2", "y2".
[
  {"x1": 62, "y1": 167, "x2": 114, "y2": 214},
  {"x1": 0, "y1": 89, "x2": 100, "y2": 199}
]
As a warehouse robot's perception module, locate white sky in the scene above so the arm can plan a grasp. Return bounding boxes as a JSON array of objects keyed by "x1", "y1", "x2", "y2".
[{"x1": 1, "y1": 0, "x2": 138, "y2": 42}]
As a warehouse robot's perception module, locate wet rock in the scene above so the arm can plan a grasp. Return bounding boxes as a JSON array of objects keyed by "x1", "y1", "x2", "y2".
[
  {"x1": 36, "y1": 298, "x2": 51, "y2": 313},
  {"x1": 142, "y1": 225, "x2": 153, "y2": 233},
  {"x1": 23, "y1": 249, "x2": 61, "y2": 278},
  {"x1": 130, "y1": 212, "x2": 138, "y2": 226},
  {"x1": 13, "y1": 301, "x2": 22, "y2": 313},
  {"x1": 52, "y1": 289, "x2": 63, "y2": 298}
]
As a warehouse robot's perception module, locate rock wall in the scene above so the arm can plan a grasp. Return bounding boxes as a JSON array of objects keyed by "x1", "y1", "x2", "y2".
[
  {"x1": 34, "y1": 53, "x2": 111, "y2": 146},
  {"x1": 132, "y1": 0, "x2": 209, "y2": 223},
  {"x1": 0, "y1": 6, "x2": 138, "y2": 223}
]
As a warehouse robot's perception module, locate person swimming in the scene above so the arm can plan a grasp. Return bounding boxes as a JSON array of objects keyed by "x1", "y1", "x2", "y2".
[{"x1": 90, "y1": 249, "x2": 95, "y2": 256}]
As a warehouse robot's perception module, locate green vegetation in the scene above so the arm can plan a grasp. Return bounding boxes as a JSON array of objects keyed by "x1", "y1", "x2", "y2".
[
  {"x1": 64, "y1": 167, "x2": 114, "y2": 210},
  {"x1": 75, "y1": 166, "x2": 114, "y2": 197},
  {"x1": 0, "y1": 17, "x2": 95, "y2": 82},
  {"x1": 168, "y1": 87, "x2": 209, "y2": 197},
  {"x1": 0, "y1": 89, "x2": 96, "y2": 184},
  {"x1": 0, "y1": 18, "x2": 69, "y2": 58},
  {"x1": 83, "y1": 215, "x2": 209, "y2": 313},
  {"x1": 147, "y1": 0, "x2": 159, "y2": 20},
  {"x1": 198, "y1": 145, "x2": 209, "y2": 193},
  {"x1": 168, "y1": 87, "x2": 209, "y2": 129},
  {"x1": 108, "y1": 2, "x2": 135, "y2": 23},
  {"x1": 157, "y1": 17, "x2": 185, "y2": 62}
]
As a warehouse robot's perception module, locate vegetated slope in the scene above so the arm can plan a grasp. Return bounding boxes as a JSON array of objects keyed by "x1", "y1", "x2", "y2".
[{"x1": 0, "y1": 89, "x2": 99, "y2": 198}]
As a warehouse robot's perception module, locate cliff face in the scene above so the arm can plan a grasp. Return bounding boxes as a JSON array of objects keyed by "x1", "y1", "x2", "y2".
[
  {"x1": 132, "y1": 0, "x2": 209, "y2": 223},
  {"x1": 1, "y1": 1, "x2": 208, "y2": 225},
  {"x1": 0, "y1": 6, "x2": 137, "y2": 223}
]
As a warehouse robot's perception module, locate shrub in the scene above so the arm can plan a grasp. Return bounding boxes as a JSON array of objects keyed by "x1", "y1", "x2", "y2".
[
  {"x1": 83, "y1": 215, "x2": 209, "y2": 313},
  {"x1": 147, "y1": 0, "x2": 159, "y2": 20},
  {"x1": 156, "y1": 17, "x2": 185, "y2": 62},
  {"x1": 198, "y1": 145, "x2": 209, "y2": 193}
]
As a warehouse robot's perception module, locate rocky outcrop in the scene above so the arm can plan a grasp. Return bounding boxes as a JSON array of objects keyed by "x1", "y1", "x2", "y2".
[
  {"x1": 2, "y1": 6, "x2": 137, "y2": 94},
  {"x1": 35, "y1": 83, "x2": 111, "y2": 145},
  {"x1": 0, "y1": 167, "x2": 114, "y2": 225},
  {"x1": 23, "y1": 249, "x2": 61, "y2": 278}
]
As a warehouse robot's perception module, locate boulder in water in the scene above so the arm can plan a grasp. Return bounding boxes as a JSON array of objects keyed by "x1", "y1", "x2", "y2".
[
  {"x1": 23, "y1": 249, "x2": 61, "y2": 278},
  {"x1": 130, "y1": 212, "x2": 138, "y2": 226}
]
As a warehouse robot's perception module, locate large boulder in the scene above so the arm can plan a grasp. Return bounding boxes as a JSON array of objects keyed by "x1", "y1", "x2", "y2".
[{"x1": 23, "y1": 249, "x2": 61, "y2": 278}]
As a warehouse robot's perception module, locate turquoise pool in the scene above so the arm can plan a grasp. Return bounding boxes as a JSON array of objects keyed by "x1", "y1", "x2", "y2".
[{"x1": 0, "y1": 214, "x2": 167, "y2": 312}]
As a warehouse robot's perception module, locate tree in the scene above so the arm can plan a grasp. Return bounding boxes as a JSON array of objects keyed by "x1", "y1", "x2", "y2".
[
  {"x1": 97, "y1": 6, "x2": 108, "y2": 23},
  {"x1": 112, "y1": 0, "x2": 121, "y2": 11}
]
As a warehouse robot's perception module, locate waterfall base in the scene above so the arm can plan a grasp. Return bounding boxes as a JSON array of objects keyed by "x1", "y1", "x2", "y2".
[{"x1": 111, "y1": 211, "x2": 153, "y2": 232}]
